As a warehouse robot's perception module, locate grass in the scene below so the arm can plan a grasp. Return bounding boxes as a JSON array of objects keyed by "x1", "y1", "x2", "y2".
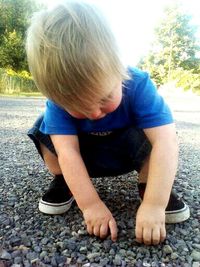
[{"x1": 0, "y1": 91, "x2": 44, "y2": 98}]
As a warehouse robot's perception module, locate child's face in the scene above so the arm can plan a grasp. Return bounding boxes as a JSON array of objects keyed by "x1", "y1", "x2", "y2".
[{"x1": 67, "y1": 81, "x2": 122, "y2": 120}]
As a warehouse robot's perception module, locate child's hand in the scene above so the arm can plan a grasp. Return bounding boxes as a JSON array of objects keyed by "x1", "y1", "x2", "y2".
[
  {"x1": 82, "y1": 200, "x2": 118, "y2": 241},
  {"x1": 135, "y1": 202, "x2": 166, "y2": 245}
]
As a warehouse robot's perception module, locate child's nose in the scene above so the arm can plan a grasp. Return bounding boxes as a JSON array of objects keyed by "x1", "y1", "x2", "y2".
[{"x1": 90, "y1": 109, "x2": 104, "y2": 119}]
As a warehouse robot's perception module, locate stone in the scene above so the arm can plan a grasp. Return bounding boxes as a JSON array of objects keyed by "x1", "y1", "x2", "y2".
[
  {"x1": 11, "y1": 250, "x2": 21, "y2": 258},
  {"x1": 193, "y1": 244, "x2": 200, "y2": 250},
  {"x1": 79, "y1": 246, "x2": 88, "y2": 254},
  {"x1": 34, "y1": 246, "x2": 41, "y2": 253},
  {"x1": 127, "y1": 250, "x2": 136, "y2": 258},
  {"x1": 66, "y1": 240, "x2": 77, "y2": 251},
  {"x1": 0, "y1": 250, "x2": 12, "y2": 260},
  {"x1": 171, "y1": 252, "x2": 179, "y2": 260},
  {"x1": 77, "y1": 229, "x2": 86, "y2": 235},
  {"x1": 109, "y1": 249, "x2": 115, "y2": 256},
  {"x1": 0, "y1": 215, "x2": 10, "y2": 226},
  {"x1": 41, "y1": 238, "x2": 49, "y2": 245},
  {"x1": 77, "y1": 255, "x2": 86, "y2": 264},
  {"x1": 87, "y1": 253, "x2": 100, "y2": 260},
  {"x1": 14, "y1": 257, "x2": 22, "y2": 264},
  {"x1": 103, "y1": 240, "x2": 112, "y2": 251},
  {"x1": 99, "y1": 258, "x2": 109, "y2": 266},
  {"x1": 179, "y1": 229, "x2": 188, "y2": 236},
  {"x1": 9, "y1": 237, "x2": 21, "y2": 247},
  {"x1": 191, "y1": 250, "x2": 200, "y2": 261},
  {"x1": 119, "y1": 249, "x2": 126, "y2": 257},
  {"x1": 21, "y1": 235, "x2": 31, "y2": 247},
  {"x1": 113, "y1": 254, "x2": 122, "y2": 266},
  {"x1": 163, "y1": 245, "x2": 173, "y2": 254}
]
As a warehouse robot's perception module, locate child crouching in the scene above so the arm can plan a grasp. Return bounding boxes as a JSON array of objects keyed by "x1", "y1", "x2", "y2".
[{"x1": 26, "y1": 1, "x2": 190, "y2": 245}]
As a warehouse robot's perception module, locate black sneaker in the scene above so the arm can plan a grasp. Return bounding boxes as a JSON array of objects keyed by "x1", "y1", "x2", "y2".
[
  {"x1": 138, "y1": 183, "x2": 190, "y2": 224},
  {"x1": 39, "y1": 175, "x2": 74, "y2": 215}
]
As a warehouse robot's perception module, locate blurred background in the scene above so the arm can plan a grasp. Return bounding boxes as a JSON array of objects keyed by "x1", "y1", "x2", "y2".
[{"x1": 0, "y1": 0, "x2": 199, "y2": 96}]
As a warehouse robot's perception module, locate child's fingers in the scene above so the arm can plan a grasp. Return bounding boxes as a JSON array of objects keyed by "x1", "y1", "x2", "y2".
[
  {"x1": 142, "y1": 228, "x2": 152, "y2": 245},
  {"x1": 108, "y1": 218, "x2": 118, "y2": 242},
  {"x1": 99, "y1": 223, "x2": 109, "y2": 239},
  {"x1": 135, "y1": 225, "x2": 143, "y2": 243},
  {"x1": 160, "y1": 225, "x2": 166, "y2": 242},
  {"x1": 136, "y1": 225, "x2": 166, "y2": 245},
  {"x1": 86, "y1": 224, "x2": 93, "y2": 235},
  {"x1": 152, "y1": 227, "x2": 160, "y2": 245},
  {"x1": 93, "y1": 225, "x2": 100, "y2": 237}
]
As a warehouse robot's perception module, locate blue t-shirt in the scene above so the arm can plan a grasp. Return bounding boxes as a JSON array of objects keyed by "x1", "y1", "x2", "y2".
[{"x1": 40, "y1": 67, "x2": 173, "y2": 135}]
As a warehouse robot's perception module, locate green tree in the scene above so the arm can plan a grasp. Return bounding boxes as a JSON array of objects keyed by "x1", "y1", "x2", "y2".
[
  {"x1": 0, "y1": 0, "x2": 38, "y2": 71},
  {"x1": 0, "y1": 31, "x2": 27, "y2": 70},
  {"x1": 138, "y1": 3, "x2": 200, "y2": 85}
]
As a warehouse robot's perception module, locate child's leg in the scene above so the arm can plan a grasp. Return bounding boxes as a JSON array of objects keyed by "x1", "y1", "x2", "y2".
[
  {"x1": 27, "y1": 115, "x2": 74, "y2": 215},
  {"x1": 40, "y1": 142, "x2": 61, "y2": 175},
  {"x1": 37, "y1": 143, "x2": 74, "y2": 214},
  {"x1": 138, "y1": 155, "x2": 150, "y2": 183},
  {"x1": 38, "y1": 143, "x2": 74, "y2": 214}
]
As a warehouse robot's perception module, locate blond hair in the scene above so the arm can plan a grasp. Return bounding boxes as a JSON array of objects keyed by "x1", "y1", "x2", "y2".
[{"x1": 26, "y1": 1, "x2": 129, "y2": 115}]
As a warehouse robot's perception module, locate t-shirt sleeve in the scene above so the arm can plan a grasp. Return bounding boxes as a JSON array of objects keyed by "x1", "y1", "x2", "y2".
[
  {"x1": 39, "y1": 100, "x2": 78, "y2": 135},
  {"x1": 130, "y1": 71, "x2": 174, "y2": 129}
]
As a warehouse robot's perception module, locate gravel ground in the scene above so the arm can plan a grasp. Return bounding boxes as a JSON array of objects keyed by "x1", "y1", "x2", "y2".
[{"x1": 0, "y1": 93, "x2": 200, "y2": 267}]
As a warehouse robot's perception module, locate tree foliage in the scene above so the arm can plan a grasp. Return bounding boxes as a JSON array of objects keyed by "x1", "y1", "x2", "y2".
[
  {"x1": 138, "y1": 3, "x2": 200, "y2": 89},
  {"x1": 0, "y1": 0, "x2": 38, "y2": 71}
]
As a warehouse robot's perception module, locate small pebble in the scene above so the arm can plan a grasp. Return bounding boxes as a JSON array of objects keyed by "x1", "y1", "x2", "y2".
[
  {"x1": 193, "y1": 244, "x2": 200, "y2": 250},
  {"x1": 87, "y1": 252, "x2": 100, "y2": 260},
  {"x1": 0, "y1": 250, "x2": 12, "y2": 260},
  {"x1": 191, "y1": 250, "x2": 200, "y2": 261},
  {"x1": 79, "y1": 246, "x2": 88, "y2": 254},
  {"x1": 171, "y1": 252, "x2": 179, "y2": 260},
  {"x1": 113, "y1": 254, "x2": 122, "y2": 266},
  {"x1": 14, "y1": 257, "x2": 22, "y2": 264},
  {"x1": 163, "y1": 245, "x2": 173, "y2": 254}
]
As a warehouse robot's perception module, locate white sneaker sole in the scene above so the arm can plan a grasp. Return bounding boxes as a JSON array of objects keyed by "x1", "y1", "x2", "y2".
[
  {"x1": 39, "y1": 197, "x2": 74, "y2": 215},
  {"x1": 165, "y1": 204, "x2": 190, "y2": 224}
]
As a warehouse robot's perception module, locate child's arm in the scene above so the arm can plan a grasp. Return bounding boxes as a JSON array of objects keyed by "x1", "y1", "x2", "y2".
[
  {"x1": 135, "y1": 123, "x2": 178, "y2": 245},
  {"x1": 50, "y1": 134, "x2": 118, "y2": 241}
]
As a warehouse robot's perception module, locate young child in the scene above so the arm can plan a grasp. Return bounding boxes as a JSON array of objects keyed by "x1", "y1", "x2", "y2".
[{"x1": 26, "y1": 1, "x2": 190, "y2": 245}]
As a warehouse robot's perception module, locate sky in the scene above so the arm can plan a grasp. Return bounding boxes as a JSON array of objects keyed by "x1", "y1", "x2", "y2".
[{"x1": 38, "y1": 0, "x2": 200, "y2": 65}]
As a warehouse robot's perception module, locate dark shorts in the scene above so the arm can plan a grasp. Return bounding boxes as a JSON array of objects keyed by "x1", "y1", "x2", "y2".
[{"x1": 27, "y1": 115, "x2": 152, "y2": 177}]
